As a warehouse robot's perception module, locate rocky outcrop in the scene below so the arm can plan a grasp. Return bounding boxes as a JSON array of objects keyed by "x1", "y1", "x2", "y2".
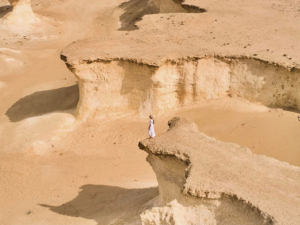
[
  {"x1": 4, "y1": 0, "x2": 39, "y2": 25},
  {"x1": 138, "y1": 117, "x2": 300, "y2": 225},
  {"x1": 61, "y1": 47, "x2": 300, "y2": 120},
  {"x1": 61, "y1": 0, "x2": 300, "y2": 121}
]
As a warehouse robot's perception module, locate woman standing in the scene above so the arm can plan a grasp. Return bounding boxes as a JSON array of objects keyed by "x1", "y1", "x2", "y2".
[{"x1": 148, "y1": 115, "x2": 156, "y2": 138}]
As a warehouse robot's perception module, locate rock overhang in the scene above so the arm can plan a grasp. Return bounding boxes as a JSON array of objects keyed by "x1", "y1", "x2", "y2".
[
  {"x1": 61, "y1": 0, "x2": 300, "y2": 69},
  {"x1": 139, "y1": 117, "x2": 300, "y2": 224},
  {"x1": 59, "y1": 0, "x2": 300, "y2": 121}
]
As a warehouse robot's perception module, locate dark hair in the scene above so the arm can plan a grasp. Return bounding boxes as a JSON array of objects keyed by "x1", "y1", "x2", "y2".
[{"x1": 150, "y1": 115, "x2": 155, "y2": 124}]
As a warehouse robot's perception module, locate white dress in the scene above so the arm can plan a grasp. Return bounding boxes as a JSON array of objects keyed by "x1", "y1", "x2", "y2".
[{"x1": 148, "y1": 119, "x2": 156, "y2": 138}]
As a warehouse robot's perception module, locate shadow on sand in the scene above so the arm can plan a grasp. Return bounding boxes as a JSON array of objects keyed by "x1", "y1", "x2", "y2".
[
  {"x1": 40, "y1": 184, "x2": 158, "y2": 225},
  {"x1": 6, "y1": 85, "x2": 79, "y2": 122},
  {"x1": 118, "y1": 0, "x2": 206, "y2": 31},
  {"x1": 0, "y1": 5, "x2": 12, "y2": 19}
]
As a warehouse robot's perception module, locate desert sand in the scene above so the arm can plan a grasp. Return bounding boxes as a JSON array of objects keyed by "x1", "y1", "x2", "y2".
[{"x1": 0, "y1": 0, "x2": 300, "y2": 224}]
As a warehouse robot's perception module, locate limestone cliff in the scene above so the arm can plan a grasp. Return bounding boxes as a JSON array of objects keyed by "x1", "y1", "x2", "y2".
[
  {"x1": 61, "y1": 49, "x2": 300, "y2": 120},
  {"x1": 61, "y1": 0, "x2": 300, "y2": 120},
  {"x1": 138, "y1": 117, "x2": 300, "y2": 225}
]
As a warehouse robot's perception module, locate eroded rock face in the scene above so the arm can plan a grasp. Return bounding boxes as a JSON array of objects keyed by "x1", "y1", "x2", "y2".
[
  {"x1": 141, "y1": 200, "x2": 217, "y2": 225},
  {"x1": 61, "y1": 0, "x2": 300, "y2": 121},
  {"x1": 61, "y1": 51, "x2": 300, "y2": 120},
  {"x1": 5, "y1": 0, "x2": 39, "y2": 25},
  {"x1": 138, "y1": 117, "x2": 300, "y2": 225}
]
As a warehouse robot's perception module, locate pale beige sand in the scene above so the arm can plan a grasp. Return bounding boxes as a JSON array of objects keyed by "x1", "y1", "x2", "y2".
[
  {"x1": 176, "y1": 100, "x2": 300, "y2": 167},
  {"x1": 0, "y1": 0, "x2": 299, "y2": 224},
  {"x1": 1, "y1": 100, "x2": 300, "y2": 224}
]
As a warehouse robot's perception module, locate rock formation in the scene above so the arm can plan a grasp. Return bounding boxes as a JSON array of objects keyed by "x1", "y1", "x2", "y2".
[
  {"x1": 61, "y1": 0, "x2": 300, "y2": 121},
  {"x1": 61, "y1": 43, "x2": 300, "y2": 120},
  {"x1": 138, "y1": 117, "x2": 300, "y2": 225},
  {"x1": 4, "y1": 0, "x2": 39, "y2": 25}
]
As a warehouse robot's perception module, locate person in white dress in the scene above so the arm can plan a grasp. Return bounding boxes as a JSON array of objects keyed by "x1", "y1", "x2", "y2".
[{"x1": 148, "y1": 115, "x2": 156, "y2": 138}]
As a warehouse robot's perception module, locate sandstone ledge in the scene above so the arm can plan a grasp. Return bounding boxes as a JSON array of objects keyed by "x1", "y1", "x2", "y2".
[
  {"x1": 139, "y1": 117, "x2": 300, "y2": 225},
  {"x1": 61, "y1": 0, "x2": 300, "y2": 71},
  {"x1": 60, "y1": 53, "x2": 300, "y2": 120},
  {"x1": 60, "y1": 0, "x2": 300, "y2": 120},
  {"x1": 61, "y1": 38, "x2": 300, "y2": 71}
]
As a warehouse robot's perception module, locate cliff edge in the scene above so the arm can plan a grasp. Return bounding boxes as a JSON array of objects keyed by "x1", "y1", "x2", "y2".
[
  {"x1": 61, "y1": 0, "x2": 300, "y2": 120},
  {"x1": 139, "y1": 117, "x2": 300, "y2": 225}
]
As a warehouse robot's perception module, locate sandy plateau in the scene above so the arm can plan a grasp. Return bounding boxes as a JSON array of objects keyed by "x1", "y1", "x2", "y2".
[{"x1": 0, "y1": 0, "x2": 300, "y2": 224}]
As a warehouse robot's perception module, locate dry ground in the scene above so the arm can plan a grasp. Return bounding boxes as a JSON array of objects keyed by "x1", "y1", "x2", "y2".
[{"x1": 0, "y1": 0, "x2": 300, "y2": 224}]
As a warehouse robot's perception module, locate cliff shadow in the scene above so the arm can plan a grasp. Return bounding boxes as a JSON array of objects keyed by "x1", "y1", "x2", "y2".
[
  {"x1": 40, "y1": 184, "x2": 158, "y2": 225},
  {"x1": 6, "y1": 84, "x2": 79, "y2": 122},
  {"x1": 0, "y1": 5, "x2": 12, "y2": 19},
  {"x1": 118, "y1": 0, "x2": 206, "y2": 31}
]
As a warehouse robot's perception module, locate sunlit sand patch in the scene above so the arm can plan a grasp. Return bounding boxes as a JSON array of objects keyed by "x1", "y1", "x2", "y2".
[
  {"x1": 0, "y1": 47, "x2": 22, "y2": 54},
  {"x1": 0, "y1": 51, "x2": 22, "y2": 63},
  {"x1": 0, "y1": 52, "x2": 24, "y2": 76},
  {"x1": 0, "y1": 81, "x2": 7, "y2": 89},
  {"x1": 26, "y1": 140, "x2": 52, "y2": 155},
  {"x1": 0, "y1": 112, "x2": 77, "y2": 154}
]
